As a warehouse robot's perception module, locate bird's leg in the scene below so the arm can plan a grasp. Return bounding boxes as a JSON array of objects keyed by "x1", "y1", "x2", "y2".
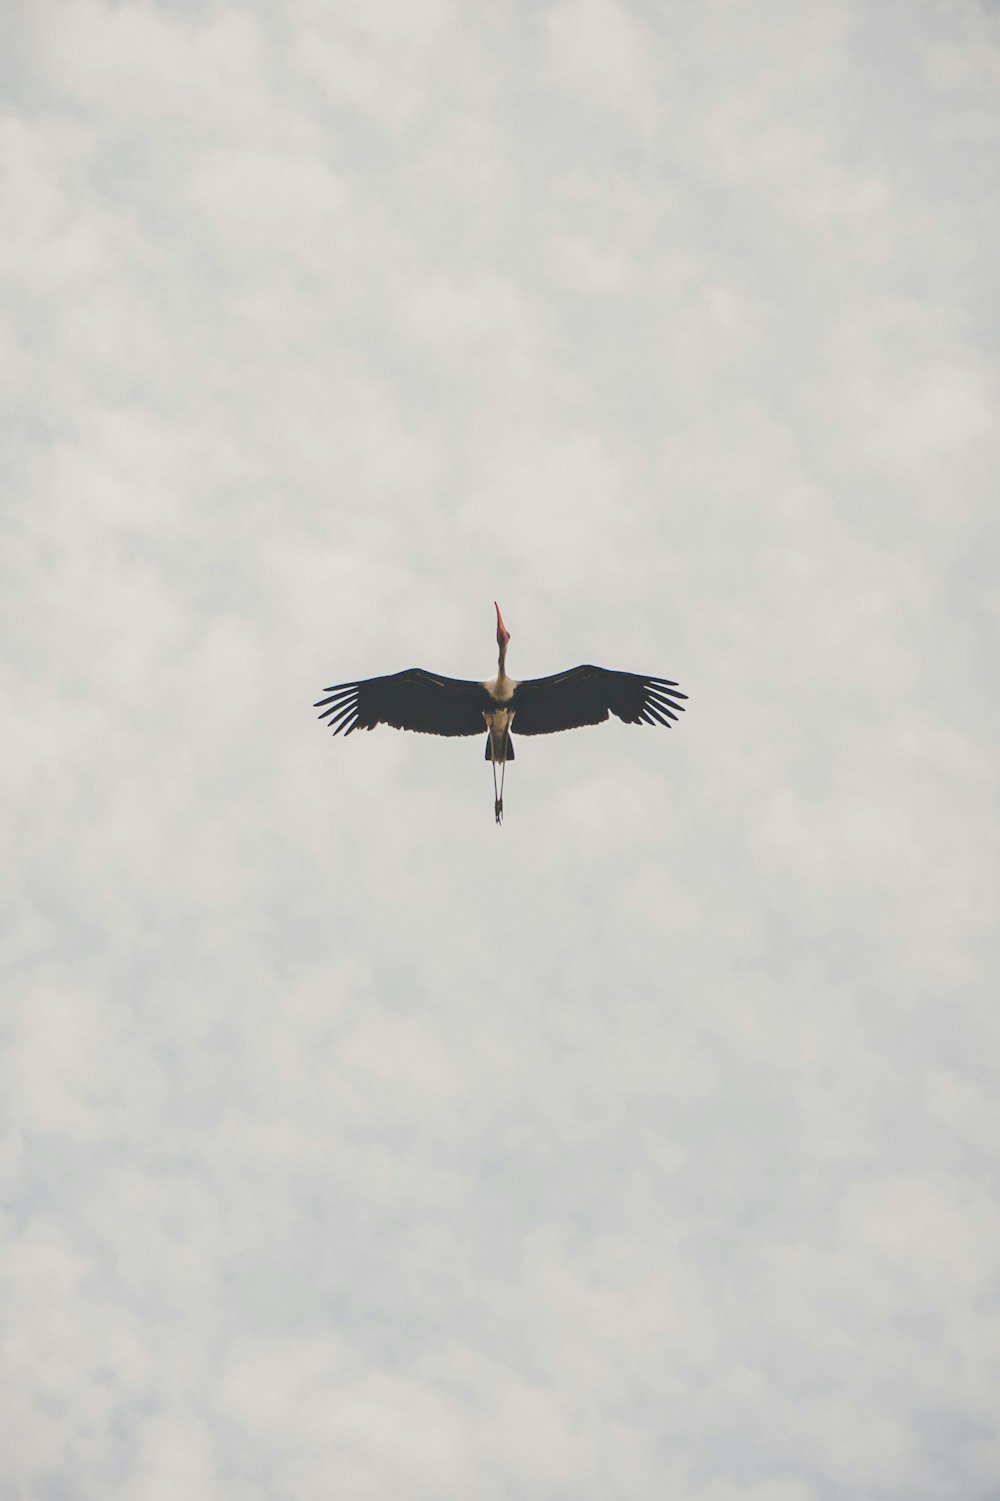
[{"x1": 495, "y1": 758, "x2": 506, "y2": 825}]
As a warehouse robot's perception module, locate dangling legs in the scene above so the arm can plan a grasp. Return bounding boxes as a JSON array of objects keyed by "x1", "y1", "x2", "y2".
[{"x1": 492, "y1": 757, "x2": 505, "y2": 825}]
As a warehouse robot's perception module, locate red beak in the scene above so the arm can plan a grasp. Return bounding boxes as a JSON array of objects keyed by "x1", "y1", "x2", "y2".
[{"x1": 494, "y1": 602, "x2": 509, "y2": 642}]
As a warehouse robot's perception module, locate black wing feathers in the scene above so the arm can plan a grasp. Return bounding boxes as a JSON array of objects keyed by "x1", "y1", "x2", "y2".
[
  {"x1": 315, "y1": 669, "x2": 489, "y2": 738},
  {"x1": 510, "y1": 665, "x2": 687, "y2": 736}
]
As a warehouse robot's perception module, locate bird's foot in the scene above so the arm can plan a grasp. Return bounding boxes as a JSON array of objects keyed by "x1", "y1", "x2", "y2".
[{"x1": 495, "y1": 797, "x2": 503, "y2": 825}]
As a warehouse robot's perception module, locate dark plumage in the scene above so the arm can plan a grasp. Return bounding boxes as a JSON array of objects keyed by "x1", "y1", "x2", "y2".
[
  {"x1": 314, "y1": 605, "x2": 687, "y2": 823},
  {"x1": 314, "y1": 665, "x2": 684, "y2": 739},
  {"x1": 508, "y1": 665, "x2": 686, "y2": 735},
  {"x1": 315, "y1": 669, "x2": 490, "y2": 738}
]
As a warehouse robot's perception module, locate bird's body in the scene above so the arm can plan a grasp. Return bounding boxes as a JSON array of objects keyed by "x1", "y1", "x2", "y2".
[
  {"x1": 482, "y1": 637, "x2": 516, "y2": 791},
  {"x1": 315, "y1": 604, "x2": 686, "y2": 823}
]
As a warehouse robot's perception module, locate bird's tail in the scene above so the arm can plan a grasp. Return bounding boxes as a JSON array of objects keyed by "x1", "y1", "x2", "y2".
[{"x1": 484, "y1": 732, "x2": 514, "y2": 762}]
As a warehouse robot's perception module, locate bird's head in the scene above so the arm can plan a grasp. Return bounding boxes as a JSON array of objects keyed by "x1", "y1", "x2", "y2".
[{"x1": 494, "y1": 602, "x2": 510, "y2": 669}]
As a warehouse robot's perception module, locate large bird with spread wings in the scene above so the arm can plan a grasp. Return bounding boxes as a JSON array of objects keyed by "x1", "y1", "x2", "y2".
[{"x1": 315, "y1": 604, "x2": 687, "y2": 824}]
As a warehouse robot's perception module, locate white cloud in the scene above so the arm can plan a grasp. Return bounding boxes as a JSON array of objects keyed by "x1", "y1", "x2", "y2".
[
  {"x1": 541, "y1": 0, "x2": 661, "y2": 132},
  {"x1": 2, "y1": 1, "x2": 999, "y2": 1498}
]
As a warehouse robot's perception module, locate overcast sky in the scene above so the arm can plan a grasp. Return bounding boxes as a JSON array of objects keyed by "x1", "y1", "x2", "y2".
[{"x1": 3, "y1": 1, "x2": 1000, "y2": 1497}]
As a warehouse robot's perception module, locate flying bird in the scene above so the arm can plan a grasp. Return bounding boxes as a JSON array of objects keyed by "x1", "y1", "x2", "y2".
[{"x1": 314, "y1": 604, "x2": 687, "y2": 824}]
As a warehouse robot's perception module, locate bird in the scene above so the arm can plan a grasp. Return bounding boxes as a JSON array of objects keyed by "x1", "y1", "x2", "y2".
[{"x1": 314, "y1": 604, "x2": 687, "y2": 824}]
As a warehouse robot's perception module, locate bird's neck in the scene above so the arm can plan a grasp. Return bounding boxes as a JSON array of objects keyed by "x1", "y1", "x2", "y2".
[{"x1": 490, "y1": 648, "x2": 512, "y2": 701}]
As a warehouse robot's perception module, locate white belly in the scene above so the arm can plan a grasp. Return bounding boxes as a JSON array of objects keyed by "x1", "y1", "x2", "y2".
[
  {"x1": 483, "y1": 672, "x2": 516, "y2": 702},
  {"x1": 482, "y1": 673, "x2": 516, "y2": 761}
]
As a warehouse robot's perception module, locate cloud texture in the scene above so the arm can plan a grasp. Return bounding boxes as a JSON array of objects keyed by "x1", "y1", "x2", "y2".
[{"x1": 3, "y1": 1, "x2": 999, "y2": 1497}]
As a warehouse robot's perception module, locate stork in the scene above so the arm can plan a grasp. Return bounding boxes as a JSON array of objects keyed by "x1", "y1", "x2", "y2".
[{"x1": 314, "y1": 604, "x2": 687, "y2": 824}]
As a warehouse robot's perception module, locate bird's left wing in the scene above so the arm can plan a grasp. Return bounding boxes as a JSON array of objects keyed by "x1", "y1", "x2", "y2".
[
  {"x1": 315, "y1": 668, "x2": 489, "y2": 737},
  {"x1": 511, "y1": 665, "x2": 687, "y2": 735}
]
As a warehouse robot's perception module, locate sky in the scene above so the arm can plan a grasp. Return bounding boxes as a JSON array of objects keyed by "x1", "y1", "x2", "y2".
[{"x1": 2, "y1": 0, "x2": 1000, "y2": 1497}]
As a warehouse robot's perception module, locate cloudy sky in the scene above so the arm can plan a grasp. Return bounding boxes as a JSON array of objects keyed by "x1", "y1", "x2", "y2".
[{"x1": 3, "y1": 1, "x2": 1000, "y2": 1496}]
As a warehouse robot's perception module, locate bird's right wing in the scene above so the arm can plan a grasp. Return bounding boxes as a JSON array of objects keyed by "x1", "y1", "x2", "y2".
[
  {"x1": 511, "y1": 665, "x2": 687, "y2": 735},
  {"x1": 315, "y1": 669, "x2": 490, "y2": 738}
]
